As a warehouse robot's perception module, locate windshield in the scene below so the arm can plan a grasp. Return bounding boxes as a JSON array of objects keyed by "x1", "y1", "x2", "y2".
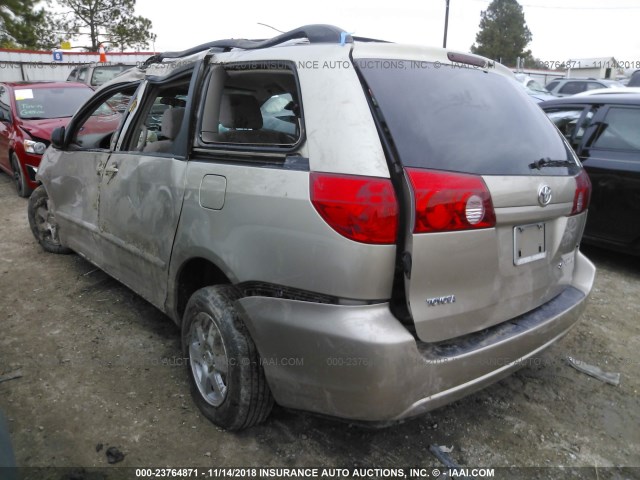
[
  {"x1": 527, "y1": 79, "x2": 549, "y2": 93},
  {"x1": 15, "y1": 87, "x2": 93, "y2": 119},
  {"x1": 358, "y1": 60, "x2": 579, "y2": 176}
]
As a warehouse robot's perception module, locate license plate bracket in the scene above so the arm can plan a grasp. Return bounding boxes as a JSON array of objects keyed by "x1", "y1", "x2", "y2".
[{"x1": 514, "y1": 223, "x2": 546, "y2": 265}]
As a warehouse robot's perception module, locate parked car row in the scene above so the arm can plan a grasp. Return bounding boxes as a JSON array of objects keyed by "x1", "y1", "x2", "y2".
[
  {"x1": 545, "y1": 78, "x2": 624, "y2": 97},
  {"x1": 514, "y1": 75, "x2": 630, "y2": 103}
]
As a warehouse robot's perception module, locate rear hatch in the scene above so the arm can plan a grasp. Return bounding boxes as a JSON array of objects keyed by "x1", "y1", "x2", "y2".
[{"x1": 354, "y1": 44, "x2": 590, "y2": 342}]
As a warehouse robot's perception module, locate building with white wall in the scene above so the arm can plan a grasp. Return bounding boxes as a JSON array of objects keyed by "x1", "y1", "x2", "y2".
[{"x1": 0, "y1": 48, "x2": 153, "y2": 82}]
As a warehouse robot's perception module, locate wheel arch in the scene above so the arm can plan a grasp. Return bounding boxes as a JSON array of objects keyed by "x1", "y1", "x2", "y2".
[
  {"x1": 172, "y1": 256, "x2": 233, "y2": 324},
  {"x1": 8, "y1": 147, "x2": 16, "y2": 168}
]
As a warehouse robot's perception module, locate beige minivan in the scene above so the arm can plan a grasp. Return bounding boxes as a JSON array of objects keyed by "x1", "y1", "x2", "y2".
[{"x1": 30, "y1": 25, "x2": 596, "y2": 430}]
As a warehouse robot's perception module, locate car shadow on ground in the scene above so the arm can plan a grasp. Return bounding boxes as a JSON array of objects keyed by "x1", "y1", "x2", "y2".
[{"x1": 580, "y1": 244, "x2": 640, "y2": 275}]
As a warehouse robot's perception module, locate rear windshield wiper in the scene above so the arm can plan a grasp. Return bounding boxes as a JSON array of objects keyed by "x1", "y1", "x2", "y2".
[{"x1": 529, "y1": 157, "x2": 575, "y2": 170}]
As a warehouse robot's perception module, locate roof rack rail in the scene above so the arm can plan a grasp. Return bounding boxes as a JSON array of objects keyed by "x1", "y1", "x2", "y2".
[
  {"x1": 143, "y1": 24, "x2": 351, "y2": 68},
  {"x1": 351, "y1": 36, "x2": 391, "y2": 43}
]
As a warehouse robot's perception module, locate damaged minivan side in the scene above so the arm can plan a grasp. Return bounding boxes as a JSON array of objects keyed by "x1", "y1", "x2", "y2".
[{"x1": 29, "y1": 25, "x2": 595, "y2": 431}]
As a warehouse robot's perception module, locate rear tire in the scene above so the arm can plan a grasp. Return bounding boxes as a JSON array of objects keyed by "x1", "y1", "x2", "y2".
[
  {"x1": 182, "y1": 285, "x2": 273, "y2": 430},
  {"x1": 28, "y1": 185, "x2": 72, "y2": 254},
  {"x1": 11, "y1": 153, "x2": 32, "y2": 198}
]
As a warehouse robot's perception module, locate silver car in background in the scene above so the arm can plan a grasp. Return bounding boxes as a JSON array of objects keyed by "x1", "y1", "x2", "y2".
[
  {"x1": 29, "y1": 25, "x2": 596, "y2": 430},
  {"x1": 546, "y1": 78, "x2": 625, "y2": 96}
]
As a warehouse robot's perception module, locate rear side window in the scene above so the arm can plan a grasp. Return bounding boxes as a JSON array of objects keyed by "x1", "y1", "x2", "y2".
[
  {"x1": 358, "y1": 61, "x2": 576, "y2": 175},
  {"x1": 77, "y1": 68, "x2": 88, "y2": 83},
  {"x1": 586, "y1": 82, "x2": 605, "y2": 91},
  {"x1": 199, "y1": 63, "x2": 301, "y2": 148},
  {"x1": 591, "y1": 107, "x2": 640, "y2": 151},
  {"x1": 559, "y1": 82, "x2": 587, "y2": 95}
]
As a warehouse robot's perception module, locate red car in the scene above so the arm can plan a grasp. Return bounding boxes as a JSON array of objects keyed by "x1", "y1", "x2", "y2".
[{"x1": 0, "y1": 81, "x2": 94, "y2": 196}]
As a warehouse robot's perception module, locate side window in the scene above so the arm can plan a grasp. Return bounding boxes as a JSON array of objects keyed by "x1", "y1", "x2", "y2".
[
  {"x1": 591, "y1": 107, "x2": 640, "y2": 151},
  {"x1": 67, "y1": 68, "x2": 78, "y2": 81},
  {"x1": 587, "y1": 82, "x2": 604, "y2": 91},
  {"x1": 69, "y1": 85, "x2": 136, "y2": 150},
  {"x1": 0, "y1": 86, "x2": 11, "y2": 122},
  {"x1": 545, "y1": 107, "x2": 594, "y2": 150},
  {"x1": 200, "y1": 64, "x2": 301, "y2": 147},
  {"x1": 77, "y1": 68, "x2": 88, "y2": 83},
  {"x1": 559, "y1": 82, "x2": 586, "y2": 95},
  {"x1": 124, "y1": 79, "x2": 189, "y2": 153},
  {"x1": 546, "y1": 81, "x2": 559, "y2": 91}
]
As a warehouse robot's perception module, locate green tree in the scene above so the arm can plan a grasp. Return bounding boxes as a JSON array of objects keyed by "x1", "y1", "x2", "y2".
[
  {"x1": 0, "y1": 0, "x2": 60, "y2": 49},
  {"x1": 55, "y1": 0, "x2": 156, "y2": 51},
  {"x1": 471, "y1": 0, "x2": 533, "y2": 67}
]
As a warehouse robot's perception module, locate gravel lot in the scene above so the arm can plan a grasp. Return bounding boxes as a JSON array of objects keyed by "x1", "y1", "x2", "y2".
[{"x1": 0, "y1": 171, "x2": 639, "y2": 479}]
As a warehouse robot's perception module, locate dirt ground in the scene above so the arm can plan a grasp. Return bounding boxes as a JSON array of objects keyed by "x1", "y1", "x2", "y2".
[{"x1": 1, "y1": 171, "x2": 639, "y2": 479}]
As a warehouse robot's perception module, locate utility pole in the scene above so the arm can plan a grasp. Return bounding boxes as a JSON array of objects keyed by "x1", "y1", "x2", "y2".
[{"x1": 443, "y1": 0, "x2": 450, "y2": 48}]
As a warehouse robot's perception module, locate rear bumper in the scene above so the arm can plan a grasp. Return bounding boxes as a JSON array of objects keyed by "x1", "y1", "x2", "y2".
[{"x1": 237, "y1": 251, "x2": 596, "y2": 422}]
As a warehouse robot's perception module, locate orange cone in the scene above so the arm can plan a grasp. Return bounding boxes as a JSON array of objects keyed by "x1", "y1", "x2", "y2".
[{"x1": 99, "y1": 44, "x2": 107, "y2": 63}]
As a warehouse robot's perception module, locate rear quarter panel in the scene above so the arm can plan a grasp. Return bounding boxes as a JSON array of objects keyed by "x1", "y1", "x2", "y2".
[{"x1": 168, "y1": 160, "x2": 397, "y2": 310}]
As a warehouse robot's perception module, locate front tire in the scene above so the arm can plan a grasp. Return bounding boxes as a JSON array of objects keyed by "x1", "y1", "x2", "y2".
[
  {"x1": 28, "y1": 186, "x2": 72, "y2": 254},
  {"x1": 182, "y1": 285, "x2": 273, "y2": 430},
  {"x1": 11, "y1": 153, "x2": 32, "y2": 198}
]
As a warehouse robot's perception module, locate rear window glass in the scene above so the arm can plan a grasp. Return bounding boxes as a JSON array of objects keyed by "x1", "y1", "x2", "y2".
[
  {"x1": 90, "y1": 65, "x2": 133, "y2": 86},
  {"x1": 628, "y1": 71, "x2": 640, "y2": 87},
  {"x1": 358, "y1": 60, "x2": 577, "y2": 175}
]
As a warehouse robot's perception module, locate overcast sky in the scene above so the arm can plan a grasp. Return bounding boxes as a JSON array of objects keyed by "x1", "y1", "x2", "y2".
[{"x1": 134, "y1": 0, "x2": 640, "y2": 68}]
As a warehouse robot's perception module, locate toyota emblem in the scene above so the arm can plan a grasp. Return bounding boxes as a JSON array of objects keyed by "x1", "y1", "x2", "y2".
[{"x1": 538, "y1": 184, "x2": 552, "y2": 207}]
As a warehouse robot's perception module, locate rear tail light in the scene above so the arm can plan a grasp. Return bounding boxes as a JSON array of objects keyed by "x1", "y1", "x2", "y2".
[
  {"x1": 407, "y1": 168, "x2": 496, "y2": 233},
  {"x1": 571, "y1": 170, "x2": 591, "y2": 215},
  {"x1": 310, "y1": 172, "x2": 398, "y2": 244}
]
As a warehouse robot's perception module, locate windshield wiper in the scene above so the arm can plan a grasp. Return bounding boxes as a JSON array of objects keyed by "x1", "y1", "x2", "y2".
[{"x1": 529, "y1": 157, "x2": 575, "y2": 170}]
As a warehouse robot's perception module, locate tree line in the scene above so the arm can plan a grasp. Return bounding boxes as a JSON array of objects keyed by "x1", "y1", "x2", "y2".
[
  {"x1": 0, "y1": 0, "x2": 155, "y2": 51},
  {"x1": 471, "y1": 0, "x2": 544, "y2": 69},
  {"x1": 2, "y1": 0, "x2": 539, "y2": 67}
]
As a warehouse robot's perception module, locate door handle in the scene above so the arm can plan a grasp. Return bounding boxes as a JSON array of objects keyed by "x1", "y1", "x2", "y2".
[
  {"x1": 103, "y1": 163, "x2": 119, "y2": 184},
  {"x1": 104, "y1": 164, "x2": 119, "y2": 176}
]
